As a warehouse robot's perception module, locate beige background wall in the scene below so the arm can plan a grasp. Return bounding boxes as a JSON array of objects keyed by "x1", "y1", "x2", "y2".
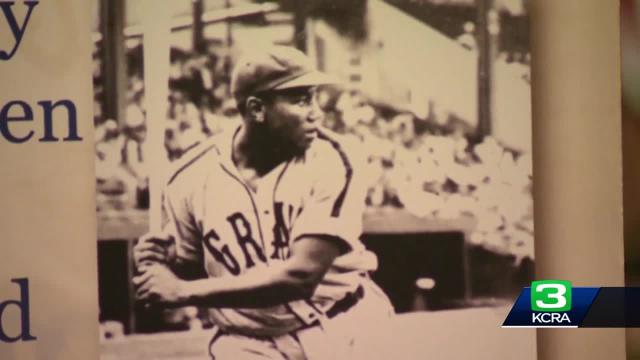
[{"x1": 531, "y1": 1, "x2": 627, "y2": 359}]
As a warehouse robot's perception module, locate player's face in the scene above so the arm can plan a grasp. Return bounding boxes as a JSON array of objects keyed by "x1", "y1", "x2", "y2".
[{"x1": 262, "y1": 87, "x2": 322, "y2": 153}]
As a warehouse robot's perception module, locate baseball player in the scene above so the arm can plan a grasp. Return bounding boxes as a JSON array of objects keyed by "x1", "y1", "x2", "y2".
[{"x1": 133, "y1": 46, "x2": 394, "y2": 360}]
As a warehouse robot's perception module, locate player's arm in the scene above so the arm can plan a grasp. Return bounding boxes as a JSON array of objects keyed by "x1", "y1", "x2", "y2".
[
  {"x1": 134, "y1": 234, "x2": 343, "y2": 307},
  {"x1": 133, "y1": 231, "x2": 205, "y2": 281},
  {"x1": 133, "y1": 185, "x2": 207, "y2": 281}
]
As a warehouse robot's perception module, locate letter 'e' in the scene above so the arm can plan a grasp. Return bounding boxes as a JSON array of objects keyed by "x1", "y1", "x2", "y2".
[{"x1": 0, "y1": 278, "x2": 36, "y2": 343}]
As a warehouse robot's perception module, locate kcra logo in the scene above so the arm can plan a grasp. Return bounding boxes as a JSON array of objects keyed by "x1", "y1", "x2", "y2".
[
  {"x1": 504, "y1": 280, "x2": 606, "y2": 328},
  {"x1": 0, "y1": 1, "x2": 39, "y2": 61},
  {"x1": 530, "y1": 280, "x2": 573, "y2": 324}
]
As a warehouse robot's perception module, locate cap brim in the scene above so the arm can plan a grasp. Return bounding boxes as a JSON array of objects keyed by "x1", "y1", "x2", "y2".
[{"x1": 272, "y1": 71, "x2": 338, "y2": 90}]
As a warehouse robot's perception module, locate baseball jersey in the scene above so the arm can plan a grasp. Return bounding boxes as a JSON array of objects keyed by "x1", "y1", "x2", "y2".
[{"x1": 161, "y1": 125, "x2": 378, "y2": 337}]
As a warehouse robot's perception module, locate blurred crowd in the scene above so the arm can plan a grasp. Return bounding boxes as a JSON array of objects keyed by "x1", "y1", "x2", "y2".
[
  {"x1": 318, "y1": 87, "x2": 533, "y2": 262},
  {"x1": 94, "y1": 44, "x2": 533, "y2": 262}
]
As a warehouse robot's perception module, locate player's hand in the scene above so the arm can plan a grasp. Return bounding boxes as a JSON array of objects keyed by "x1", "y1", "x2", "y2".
[
  {"x1": 133, "y1": 264, "x2": 187, "y2": 306},
  {"x1": 133, "y1": 230, "x2": 176, "y2": 270}
]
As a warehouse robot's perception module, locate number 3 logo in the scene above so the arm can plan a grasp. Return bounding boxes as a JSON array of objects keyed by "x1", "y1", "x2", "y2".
[{"x1": 531, "y1": 280, "x2": 572, "y2": 312}]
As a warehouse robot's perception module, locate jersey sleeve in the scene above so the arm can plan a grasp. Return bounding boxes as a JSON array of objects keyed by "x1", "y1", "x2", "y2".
[
  {"x1": 289, "y1": 141, "x2": 367, "y2": 252},
  {"x1": 161, "y1": 185, "x2": 203, "y2": 264}
]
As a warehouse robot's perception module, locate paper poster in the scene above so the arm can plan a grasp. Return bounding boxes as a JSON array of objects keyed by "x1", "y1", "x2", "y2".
[{"x1": 0, "y1": 0, "x2": 98, "y2": 359}]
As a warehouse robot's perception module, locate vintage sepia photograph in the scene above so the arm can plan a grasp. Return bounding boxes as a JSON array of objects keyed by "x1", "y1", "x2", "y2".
[{"x1": 92, "y1": 0, "x2": 534, "y2": 359}]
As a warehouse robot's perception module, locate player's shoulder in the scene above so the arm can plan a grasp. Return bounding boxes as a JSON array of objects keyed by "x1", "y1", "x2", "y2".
[
  {"x1": 310, "y1": 128, "x2": 365, "y2": 172},
  {"x1": 301, "y1": 128, "x2": 368, "y2": 199},
  {"x1": 165, "y1": 135, "x2": 222, "y2": 188}
]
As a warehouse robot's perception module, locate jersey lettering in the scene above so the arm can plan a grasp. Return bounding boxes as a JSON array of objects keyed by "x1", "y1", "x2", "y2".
[
  {"x1": 203, "y1": 229, "x2": 241, "y2": 275},
  {"x1": 270, "y1": 202, "x2": 290, "y2": 260},
  {"x1": 227, "y1": 212, "x2": 267, "y2": 268}
]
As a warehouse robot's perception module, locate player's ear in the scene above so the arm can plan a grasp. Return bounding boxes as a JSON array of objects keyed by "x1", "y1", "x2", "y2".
[{"x1": 246, "y1": 96, "x2": 265, "y2": 123}]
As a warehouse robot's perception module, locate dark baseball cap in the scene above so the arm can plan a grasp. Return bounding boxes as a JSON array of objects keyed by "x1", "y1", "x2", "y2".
[{"x1": 231, "y1": 46, "x2": 336, "y2": 101}]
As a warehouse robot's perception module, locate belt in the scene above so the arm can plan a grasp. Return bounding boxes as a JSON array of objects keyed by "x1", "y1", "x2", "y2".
[
  {"x1": 325, "y1": 285, "x2": 365, "y2": 319},
  {"x1": 293, "y1": 285, "x2": 365, "y2": 333},
  {"x1": 209, "y1": 285, "x2": 366, "y2": 348}
]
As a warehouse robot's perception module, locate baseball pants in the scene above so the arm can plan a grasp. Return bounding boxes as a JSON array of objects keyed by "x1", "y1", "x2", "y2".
[{"x1": 208, "y1": 280, "x2": 394, "y2": 360}]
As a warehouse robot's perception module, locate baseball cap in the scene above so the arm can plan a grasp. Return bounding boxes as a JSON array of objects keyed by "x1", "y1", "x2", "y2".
[{"x1": 231, "y1": 46, "x2": 336, "y2": 102}]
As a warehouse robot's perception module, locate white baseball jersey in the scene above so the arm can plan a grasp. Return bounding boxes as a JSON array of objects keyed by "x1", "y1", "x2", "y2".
[{"x1": 161, "y1": 125, "x2": 378, "y2": 337}]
